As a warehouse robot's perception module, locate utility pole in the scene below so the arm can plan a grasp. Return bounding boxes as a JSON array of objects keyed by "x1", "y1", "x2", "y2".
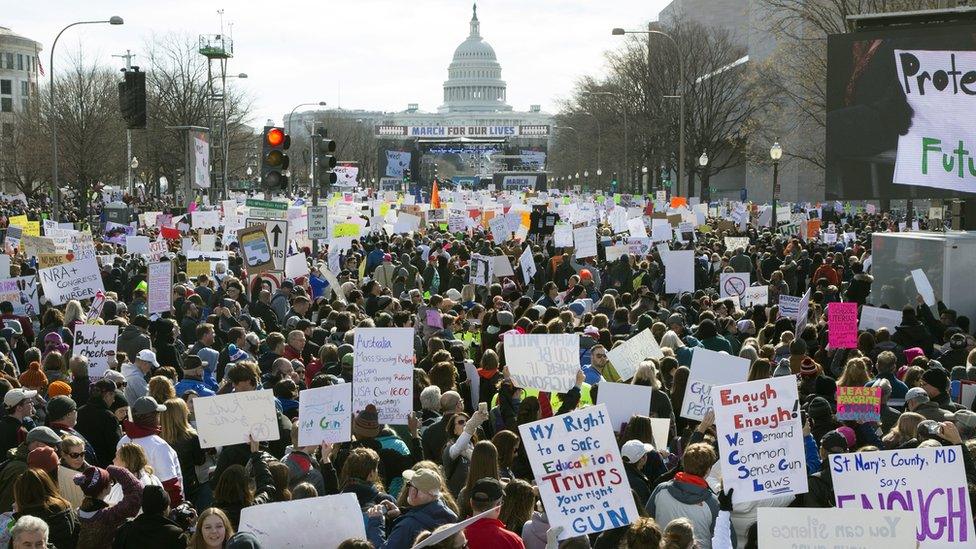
[{"x1": 112, "y1": 49, "x2": 136, "y2": 196}]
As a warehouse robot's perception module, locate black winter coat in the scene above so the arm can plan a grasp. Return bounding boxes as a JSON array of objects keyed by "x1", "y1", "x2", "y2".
[{"x1": 112, "y1": 513, "x2": 189, "y2": 549}]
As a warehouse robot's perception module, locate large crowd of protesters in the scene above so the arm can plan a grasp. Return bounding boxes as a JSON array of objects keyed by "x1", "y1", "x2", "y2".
[{"x1": 0, "y1": 188, "x2": 970, "y2": 549}]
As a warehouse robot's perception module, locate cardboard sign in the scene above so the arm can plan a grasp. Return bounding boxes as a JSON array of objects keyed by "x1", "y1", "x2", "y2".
[
  {"x1": 237, "y1": 224, "x2": 274, "y2": 275},
  {"x1": 519, "y1": 245, "x2": 536, "y2": 284},
  {"x1": 828, "y1": 302, "x2": 859, "y2": 349},
  {"x1": 352, "y1": 328, "x2": 413, "y2": 425},
  {"x1": 758, "y1": 508, "x2": 916, "y2": 549},
  {"x1": 681, "y1": 348, "x2": 750, "y2": 421},
  {"x1": 836, "y1": 386, "x2": 881, "y2": 423},
  {"x1": 712, "y1": 376, "x2": 807, "y2": 503},
  {"x1": 38, "y1": 257, "x2": 104, "y2": 306},
  {"x1": 72, "y1": 325, "x2": 118, "y2": 379},
  {"x1": 859, "y1": 306, "x2": 904, "y2": 332},
  {"x1": 573, "y1": 225, "x2": 597, "y2": 258},
  {"x1": 37, "y1": 253, "x2": 71, "y2": 269},
  {"x1": 778, "y1": 295, "x2": 801, "y2": 319},
  {"x1": 833, "y1": 445, "x2": 974, "y2": 547},
  {"x1": 147, "y1": 261, "x2": 173, "y2": 315},
  {"x1": 720, "y1": 273, "x2": 750, "y2": 299},
  {"x1": 239, "y1": 493, "x2": 366, "y2": 548},
  {"x1": 186, "y1": 260, "x2": 211, "y2": 279},
  {"x1": 597, "y1": 382, "x2": 652, "y2": 433},
  {"x1": 297, "y1": 383, "x2": 352, "y2": 446},
  {"x1": 285, "y1": 253, "x2": 310, "y2": 279},
  {"x1": 606, "y1": 329, "x2": 664, "y2": 381},
  {"x1": 519, "y1": 404, "x2": 638, "y2": 540},
  {"x1": 504, "y1": 334, "x2": 580, "y2": 393},
  {"x1": 194, "y1": 390, "x2": 279, "y2": 449}
]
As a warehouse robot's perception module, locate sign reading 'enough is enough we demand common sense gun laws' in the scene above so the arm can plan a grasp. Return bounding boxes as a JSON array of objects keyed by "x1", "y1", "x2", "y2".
[
  {"x1": 519, "y1": 404, "x2": 638, "y2": 540},
  {"x1": 504, "y1": 334, "x2": 580, "y2": 393},
  {"x1": 832, "y1": 445, "x2": 974, "y2": 548},
  {"x1": 353, "y1": 328, "x2": 413, "y2": 425}
]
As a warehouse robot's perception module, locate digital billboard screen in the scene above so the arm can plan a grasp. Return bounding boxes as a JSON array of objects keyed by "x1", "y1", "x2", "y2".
[{"x1": 826, "y1": 22, "x2": 976, "y2": 199}]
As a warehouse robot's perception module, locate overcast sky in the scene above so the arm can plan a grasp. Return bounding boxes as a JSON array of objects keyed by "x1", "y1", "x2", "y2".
[{"x1": 8, "y1": 0, "x2": 670, "y2": 125}]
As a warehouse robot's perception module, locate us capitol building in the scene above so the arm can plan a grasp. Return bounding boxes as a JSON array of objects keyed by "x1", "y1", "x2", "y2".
[{"x1": 286, "y1": 4, "x2": 552, "y2": 183}]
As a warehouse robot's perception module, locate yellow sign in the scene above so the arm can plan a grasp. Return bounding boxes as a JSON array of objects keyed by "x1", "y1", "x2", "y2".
[
  {"x1": 379, "y1": 203, "x2": 391, "y2": 217},
  {"x1": 38, "y1": 253, "x2": 71, "y2": 269},
  {"x1": 186, "y1": 260, "x2": 211, "y2": 278},
  {"x1": 333, "y1": 223, "x2": 361, "y2": 238},
  {"x1": 8, "y1": 215, "x2": 28, "y2": 227}
]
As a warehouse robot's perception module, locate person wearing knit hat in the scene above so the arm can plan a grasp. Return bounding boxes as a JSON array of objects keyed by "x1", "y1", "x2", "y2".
[
  {"x1": 799, "y1": 358, "x2": 819, "y2": 377},
  {"x1": 47, "y1": 380, "x2": 72, "y2": 398},
  {"x1": 74, "y1": 464, "x2": 144, "y2": 548},
  {"x1": 919, "y1": 368, "x2": 965, "y2": 413},
  {"x1": 46, "y1": 395, "x2": 97, "y2": 466},
  {"x1": 353, "y1": 404, "x2": 381, "y2": 440},
  {"x1": 27, "y1": 445, "x2": 60, "y2": 478},
  {"x1": 18, "y1": 361, "x2": 49, "y2": 391}
]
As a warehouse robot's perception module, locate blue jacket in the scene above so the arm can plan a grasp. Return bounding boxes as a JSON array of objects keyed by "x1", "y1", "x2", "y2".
[
  {"x1": 867, "y1": 373, "x2": 908, "y2": 401},
  {"x1": 174, "y1": 378, "x2": 215, "y2": 398},
  {"x1": 366, "y1": 499, "x2": 458, "y2": 549}
]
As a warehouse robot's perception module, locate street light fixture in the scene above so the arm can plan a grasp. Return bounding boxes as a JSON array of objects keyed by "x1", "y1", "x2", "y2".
[
  {"x1": 613, "y1": 24, "x2": 685, "y2": 198},
  {"x1": 246, "y1": 166, "x2": 253, "y2": 177},
  {"x1": 51, "y1": 16, "x2": 125, "y2": 221},
  {"x1": 770, "y1": 142, "x2": 783, "y2": 226},
  {"x1": 699, "y1": 151, "x2": 709, "y2": 202},
  {"x1": 130, "y1": 156, "x2": 139, "y2": 170}
]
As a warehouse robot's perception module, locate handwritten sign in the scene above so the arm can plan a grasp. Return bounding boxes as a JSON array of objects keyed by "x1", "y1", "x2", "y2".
[
  {"x1": 38, "y1": 257, "x2": 104, "y2": 306},
  {"x1": 519, "y1": 404, "x2": 637, "y2": 540},
  {"x1": 596, "y1": 382, "x2": 652, "y2": 433},
  {"x1": 352, "y1": 328, "x2": 413, "y2": 425},
  {"x1": 573, "y1": 225, "x2": 597, "y2": 258},
  {"x1": 758, "y1": 508, "x2": 916, "y2": 549},
  {"x1": 469, "y1": 253, "x2": 493, "y2": 287},
  {"x1": 72, "y1": 325, "x2": 118, "y2": 379},
  {"x1": 239, "y1": 493, "x2": 366, "y2": 548},
  {"x1": 720, "y1": 273, "x2": 750, "y2": 299},
  {"x1": 859, "y1": 306, "x2": 903, "y2": 332},
  {"x1": 836, "y1": 386, "x2": 881, "y2": 423},
  {"x1": 504, "y1": 334, "x2": 580, "y2": 392},
  {"x1": 0, "y1": 276, "x2": 39, "y2": 317},
  {"x1": 605, "y1": 329, "x2": 663, "y2": 381},
  {"x1": 828, "y1": 302, "x2": 859, "y2": 349},
  {"x1": 724, "y1": 236, "x2": 749, "y2": 251},
  {"x1": 833, "y1": 445, "x2": 974, "y2": 547},
  {"x1": 740, "y1": 285, "x2": 769, "y2": 307},
  {"x1": 712, "y1": 376, "x2": 807, "y2": 504},
  {"x1": 297, "y1": 383, "x2": 352, "y2": 446},
  {"x1": 554, "y1": 224, "x2": 574, "y2": 248},
  {"x1": 146, "y1": 261, "x2": 173, "y2": 315},
  {"x1": 681, "y1": 348, "x2": 750, "y2": 421},
  {"x1": 194, "y1": 390, "x2": 279, "y2": 449},
  {"x1": 778, "y1": 295, "x2": 801, "y2": 319}
]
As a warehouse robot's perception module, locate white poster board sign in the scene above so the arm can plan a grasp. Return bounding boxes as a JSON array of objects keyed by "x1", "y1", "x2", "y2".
[
  {"x1": 0, "y1": 276, "x2": 40, "y2": 317},
  {"x1": 720, "y1": 272, "x2": 750, "y2": 299},
  {"x1": 352, "y1": 328, "x2": 413, "y2": 425},
  {"x1": 38, "y1": 257, "x2": 105, "y2": 306},
  {"x1": 832, "y1": 445, "x2": 974, "y2": 547},
  {"x1": 663, "y1": 250, "x2": 695, "y2": 294},
  {"x1": 72, "y1": 325, "x2": 118, "y2": 379},
  {"x1": 712, "y1": 376, "x2": 807, "y2": 503},
  {"x1": 504, "y1": 334, "x2": 580, "y2": 393},
  {"x1": 297, "y1": 383, "x2": 352, "y2": 446},
  {"x1": 239, "y1": 493, "x2": 366, "y2": 548},
  {"x1": 194, "y1": 390, "x2": 279, "y2": 449},
  {"x1": 597, "y1": 382, "x2": 652, "y2": 432},
  {"x1": 554, "y1": 224, "x2": 574, "y2": 248},
  {"x1": 606, "y1": 329, "x2": 664, "y2": 381},
  {"x1": 519, "y1": 404, "x2": 638, "y2": 540},
  {"x1": 911, "y1": 268, "x2": 937, "y2": 307},
  {"x1": 519, "y1": 245, "x2": 536, "y2": 284},
  {"x1": 859, "y1": 306, "x2": 904, "y2": 332},
  {"x1": 681, "y1": 348, "x2": 750, "y2": 421},
  {"x1": 146, "y1": 261, "x2": 173, "y2": 315},
  {"x1": 758, "y1": 508, "x2": 916, "y2": 549},
  {"x1": 573, "y1": 225, "x2": 598, "y2": 258},
  {"x1": 740, "y1": 285, "x2": 769, "y2": 307}
]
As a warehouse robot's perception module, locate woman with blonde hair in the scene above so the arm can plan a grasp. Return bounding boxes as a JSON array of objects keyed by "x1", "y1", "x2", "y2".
[
  {"x1": 160, "y1": 397, "x2": 207, "y2": 508},
  {"x1": 148, "y1": 376, "x2": 176, "y2": 405},
  {"x1": 63, "y1": 300, "x2": 85, "y2": 334},
  {"x1": 631, "y1": 361, "x2": 674, "y2": 421},
  {"x1": 882, "y1": 411, "x2": 925, "y2": 449},
  {"x1": 660, "y1": 331, "x2": 693, "y2": 366},
  {"x1": 107, "y1": 443, "x2": 162, "y2": 507},
  {"x1": 189, "y1": 507, "x2": 234, "y2": 549},
  {"x1": 837, "y1": 357, "x2": 871, "y2": 387},
  {"x1": 58, "y1": 435, "x2": 89, "y2": 509}
]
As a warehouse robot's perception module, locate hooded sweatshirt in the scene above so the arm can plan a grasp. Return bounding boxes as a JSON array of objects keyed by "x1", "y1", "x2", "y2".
[
  {"x1": 646, "y1": 472, "x2": 719, "y2": 549},
  {"x1": 118, "y1": 420, "x2": 184, "y2": 505}
]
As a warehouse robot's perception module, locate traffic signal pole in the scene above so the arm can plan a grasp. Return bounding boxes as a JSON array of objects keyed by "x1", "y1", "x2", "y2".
[
  {"x1": 112, "y1": 50, "x2": 136, "y2": 196},
  {"x1": 311, "y1": 120, "x2": 319, "y2": 259}
]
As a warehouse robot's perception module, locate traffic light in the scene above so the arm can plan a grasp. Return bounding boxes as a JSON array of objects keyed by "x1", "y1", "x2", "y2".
[
  {"x1": 312, "y1": 127, "x2": 337, "y2": 187},
  {"x1": 261, "y1": 126, "x2": 290, "y2": 190},
  {"x1": 403, "y1": 168, "x2": 411, "y2": 183},
  {"x1": 118, "y1": 68, "x2": 146, "y2": 129},
  {"x1": 611, "y1": 172, "x2": 618, "y2": 192}
]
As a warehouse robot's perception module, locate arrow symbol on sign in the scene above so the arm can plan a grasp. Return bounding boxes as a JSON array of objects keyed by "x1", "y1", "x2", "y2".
[{"x1": 271, "y1": 224, "x2": 282, "y2": 247}]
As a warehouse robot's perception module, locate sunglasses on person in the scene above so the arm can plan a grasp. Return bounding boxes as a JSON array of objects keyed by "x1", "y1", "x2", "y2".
[
  {"x1": 455, "y1": 419, "x2": 466, "y2": 426},
  {"x1": 65, "y1": 451, "x2": 84, "y2": 459}
]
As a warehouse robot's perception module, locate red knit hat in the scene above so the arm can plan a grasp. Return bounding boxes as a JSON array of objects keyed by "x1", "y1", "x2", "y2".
[
  {"x1": 27, "y1": 446, "x2": 60, "y2": 474},
  {"x1": 74, "y1": 466, "x2": 111, "y2": 498}
]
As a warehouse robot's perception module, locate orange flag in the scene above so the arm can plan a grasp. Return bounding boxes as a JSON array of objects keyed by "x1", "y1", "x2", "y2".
[{"x1": 431, "y1": 180, "x2": 441, "y2": 209}]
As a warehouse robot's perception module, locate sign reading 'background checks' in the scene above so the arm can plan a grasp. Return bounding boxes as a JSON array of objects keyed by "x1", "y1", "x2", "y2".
[{"x1": 505, "y1": 334, "x2": 580, "y2": 393}]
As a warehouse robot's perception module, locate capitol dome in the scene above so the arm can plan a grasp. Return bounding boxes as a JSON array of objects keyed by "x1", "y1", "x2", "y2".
[{"x1": 440, "y1": 4, "x2": 512, "y2": 113}]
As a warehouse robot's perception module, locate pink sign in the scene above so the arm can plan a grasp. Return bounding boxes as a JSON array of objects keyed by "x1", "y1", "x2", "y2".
[
  {"x1": 828, "y1": 302, "x2": 858, "y2": 349},
  {"x1": 426, "y1": 309, "x2": 443, "y2": 329}
]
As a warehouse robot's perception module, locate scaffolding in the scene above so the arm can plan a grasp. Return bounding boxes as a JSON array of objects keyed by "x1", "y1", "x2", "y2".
[{"x1": 199, "y1": 33, "x2": 233, "y2": 200}]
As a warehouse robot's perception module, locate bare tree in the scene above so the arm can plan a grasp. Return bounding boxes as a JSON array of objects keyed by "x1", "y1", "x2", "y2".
[
  {"x1": 289, "y1": 114, "x2": 379, "y2": 190},
  {"x1": 1, "y1": 100, "x2": 49, "y2": 196}
]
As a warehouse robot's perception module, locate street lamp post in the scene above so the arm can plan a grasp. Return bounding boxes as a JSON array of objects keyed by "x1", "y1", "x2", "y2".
[
  {"x1": 51, "y1": 16, "x2": 124, "y2": 222},
  {"x1": 583, "y1": 90, "x2": 626, "y2": 191},
  {"x1": 285, "y1": 101, "x2": 327, "y2": 196},
  {"x1": 770, "y1": 142, "x2": 782, "y2": 226},
  {"x1": 641, "y1": 165, "x2": 648, "y2": 194},
  {"x1": 613, "y1": 24, "x2": 684, "y2": 198},
  {"x1": 698, "y1": 151, "x2": 709, "y2": 202}
]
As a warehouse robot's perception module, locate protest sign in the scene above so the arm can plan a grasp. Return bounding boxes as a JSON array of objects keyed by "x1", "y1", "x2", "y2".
[
  {"x1": 186, "y1": 260, "x2": 210, "y2": 278},
  {"x1": 412, "y1": 506, "x2": 500, "y2": 548},
  {"x1": 352, "y1": 328, "x2": 413, "y2": 425},
  {"x1": 37, "y1": 254, "x2": 71, "y2": 269},
  {"x1": 574, "y1": 225, "x2": 597, "y2": 258},
  {"x1": 626, "y1": 217, "x2": 647, "y2": 238},
  {"x1": 778, "y1": 295, "x2": 800, "y2": 319},
  {"x1": 125, "y1": 235, "x2": 151, "y2": 255},
  {"x1": 285, "y1": 253, "x2": 310, "y2": 278},
  {"x1": 191, "y1": 209, "x2": 220, "y2": 229},
  {"x1": 237, "y1": 224, "x2": 274, "y2": 275},
  {"x1": 0, "y1": 276, "x2": 39, "y2": 317},
  {"x1": 146, "y1": 261, "x2": 173, "y2": 315},
  {"x1": 758, "y1": 508, "x2": 916, "y2": 549},
  {"x1": 836, "y1": 386, "x2": 881, "y2": 423},
  {"x1": 859, "y1": 305, "x2": 904, "y2": 332},
  {"x1": 724, "y1": 236, "x2": 749, "y2": 251},
  {"x1": 239, "y1": 493, "x2": 366, "y2": 548},
  {"x1": 489, "y1": 215, "x2": 510, "y2": 242},
  {"x1": 554, "y1": 224, "x2": 574, "y2": 247},
  {"x1": 681, "y1": 348, "x2": 750, "y2": 421},
  {"x1": 519, "y1": 245, "x2": 536, "y2": 284},
  {"x1": 663, "y1": 250, "x2": 695, "y2": 294},
  {"x1": 828, "y1": 302, "x2": 859, "y2": 348},
  {"x1": 0, "y1": 256, "x2": 8, "y2": 279},
  {"x1": 795, "y1": 288, "x2": 812, "y2": 333},
  {"x1": 720, "y1": 273, "x2": 750, "y2": 299},
  {"x1": 650, "y1": 418, "x2": 670, "y2": 450},
  {"x1": 504, "y1": 334, "x2": 580, "y2": 392},
  {"x1": 651, "y1": 219, "x2": 672, "y2": 242},
  {"x1": 912, "y1": 269, "x2": 937, "y2": 307},
  {"x1": 605, "y1": 329, "x2": 664, "y2": 381},
  {"x1": 597, "y1": 382, "x2": 652, "y2": 432},
  {"x1": 194, "y1": 390, "x2": 279, "y2": 448},
  {"x1": 38, "y1": 257, "x2": 104, "y2": 306},
  {"x1": 469, "y1": 253, "x2": 493, "y2": 287},
  {"x1": 519, "y1": 404, "x2": 638, "y2": 539},
  {"x1": 740, "y1": 285, "x2": 769, "y2": 307},
  {"x1": 72, "y1": 325, "x2": 118, "y2": 378},
  {"x1": 712, "y1": 376, "x2": 807, "y2": 503},
  {"x1": 492, "y1": 255, "x2": 515, "y2": 278},
  {"x1": 297, "y1": 383, "x2": 352, "y2": 446},
  {"x1": 833, "y1": 445, "x2": 974, "y2": 547}
]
